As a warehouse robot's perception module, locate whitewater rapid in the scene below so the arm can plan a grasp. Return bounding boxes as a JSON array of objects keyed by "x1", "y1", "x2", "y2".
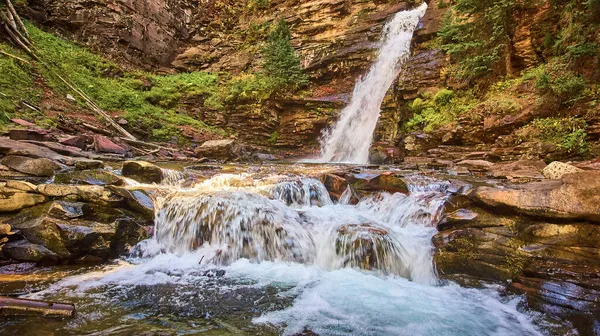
[{"x1": 22, "y1": 170, "x2": 547, "y2": 335}]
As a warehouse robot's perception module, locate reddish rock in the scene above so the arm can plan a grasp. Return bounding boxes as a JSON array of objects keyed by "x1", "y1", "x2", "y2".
[
  {"x1": 487, "y1": 160, "x2": 546, "y2": 179},
  {"x1": 93, "y1": 136, "x2": 126, "y2": 155},
  {"x1": 8, "y1": 129, "x2": 53, "y2": 142},
  {"x1": 60, "y1": 135, "x2": 92, "y2": 150}
]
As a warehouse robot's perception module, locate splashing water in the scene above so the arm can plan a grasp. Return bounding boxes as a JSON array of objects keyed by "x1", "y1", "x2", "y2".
[
  {"x1": 319, "y1": 4, "x2": 428, "y2": 163},
  {"x1": 13, "y1": 168, "x2": 553, "y2": 335}
]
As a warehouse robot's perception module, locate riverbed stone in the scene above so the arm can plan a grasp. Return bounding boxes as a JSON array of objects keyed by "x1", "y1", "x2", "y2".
[
  {"x1": 1, "y1": 155, "x2": 61, "y2": 177},
  {"x1": 122, "y1": 161, "x2": 163, "y2": 184},
  {"x1": 74, "y1": 159, "x2": 105, "y2": 170},
  {"x1": 5, "y1": 180, "x2": 37, "y2": 192},
  {"x1": 54, "y1": 169, "x2": 124, "y2": 186},
  {"x1": 194, "y1": 139, "x2": 238, "y2": 161},
  {"x1": 0, "y1": 193, "x2": 47, "y2": 213},
  {"x1": 3, "y1": 240, "x2": 59, "y2": 263},
  {"x1": 4, "y1": 205, "x2": 70, "y2": 258}
]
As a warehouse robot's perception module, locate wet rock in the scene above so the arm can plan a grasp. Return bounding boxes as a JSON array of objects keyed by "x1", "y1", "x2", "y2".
[
  {"x1": 54, "y1": 169, "x2": 124, "y2": 186},
  {"x1": 108, "y1": 186, "x2": 155, "y2": 219},
  {"x1": 122, "y1": 161, "x2": 163, "y2": 184},
  {"x1": 348, "y1": 172, "x2": 409, "y2": 194},
  {"x1": 4, "y1": 205, "x2": 70, "y2": 258},
  {"x1": 93, "y1": 135, "x2": 126, "y2": 155},
  {"x1": 542, "y1": 161, "x2": 583, "y2": 179},
  {"x1": 437, "y1": 209, "x2": 478, "y2": 231},
  {"x1": 319, "y1": 173, "x2": 349, "y2": 200},
  {"x1": 74, "y1": 159, "x2": 104, "y2": 170},
  {"x1": 48, "y1": 201, "x2": 84, "y2": 219},
  {"x1": 3, "y1": 240, "x2": 59, "y2": 263},
  {"x1": 0, "y1": 193, "x2": 47, "y2": 213},
  {"x1": 5, "y1": 180, "x2": 37, "y2": 192},
  {"x1": 470, "y1": 171, "x2": 600, "y2": 222},
  {"x1": 110, "y1": 219, "x2": 149, "y2": 256},
  {"x1": 254, "y1": 153, "x2": 279, "y2": 162},
  {"x1": 335, "y1": 224, "x2": 407, "y2": 276},
  {"x1": 487, "y1": 160, "x2": 546, "y2": 179},
  {"x1": 57, "y1": 219, "x2": 116, "y2": 259},
  {"x1": 369, "y1": 146, "x2": 403, "y2": 164},
  {"x1": 36, "y1": 184, "x2": 80, "y2": 197},
  {"x1": 1, "y1": 155, "x2": 62, "y2": 177},
  {"x1": 194, "y1": 139, "x2": 239, "y2": 161}
]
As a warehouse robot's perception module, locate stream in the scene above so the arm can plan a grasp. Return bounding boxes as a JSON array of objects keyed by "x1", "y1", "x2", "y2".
[{"x1": 0, "y1": 164, "x2": 559, "y2": 335}]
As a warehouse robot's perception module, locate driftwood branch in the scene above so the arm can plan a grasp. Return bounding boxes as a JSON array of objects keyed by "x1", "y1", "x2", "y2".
[
  {"x1": 0, "y1": 49, "x2": 27, "y2": 62},
  {"x1": 0, "y1": 296, "x2": 75, "y2": 317},
  {"x1": 4, "y1": 0, "x2": 28, "y2": 38}
]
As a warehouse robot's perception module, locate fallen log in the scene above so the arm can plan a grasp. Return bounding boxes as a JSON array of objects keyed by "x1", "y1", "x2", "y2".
[{"x1": 0, "y1": 296, "x2": 75, "y2": 317}]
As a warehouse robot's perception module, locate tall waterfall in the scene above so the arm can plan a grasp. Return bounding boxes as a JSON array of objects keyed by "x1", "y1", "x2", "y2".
[{"x1": 320, "y1": 4, "x2": 427, "y2": 163}]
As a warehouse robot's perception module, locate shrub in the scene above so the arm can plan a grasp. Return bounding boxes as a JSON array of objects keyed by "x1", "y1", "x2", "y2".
[
  {"x1": 520, "y1": 117, "x2": 589, "y2": 154},
  {"x1": 263, "y1": 19, "x2": 309, "y2": 91}
]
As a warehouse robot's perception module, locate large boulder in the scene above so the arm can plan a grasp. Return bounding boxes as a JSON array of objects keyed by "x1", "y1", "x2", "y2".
[
  {"x1": 470, "y1": 171, "x2": 600, "y2": 222},
  {"x1": 121, "y1": 161, "x2": 163, "y2": 184},
  {"x1": 347, "y1": 172, "x2": 409, "y2": 194},
  {"x1": 1, "y1": 155, "x2": 62, "y2": 177},
  {"x1": 194, "y1": 139, "x2": 239, "y2": 161}
]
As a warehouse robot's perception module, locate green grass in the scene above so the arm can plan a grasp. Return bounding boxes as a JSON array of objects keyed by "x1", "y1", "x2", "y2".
[
  {"x1": 0, "y1": 42, "x2": 42, "y2": 127},
  {"x1": 5, "y1": 22, "x2": 226, "y2": 141},
  {"x1": 518, "y1": 117, "x2": 589, "y2": 155}
]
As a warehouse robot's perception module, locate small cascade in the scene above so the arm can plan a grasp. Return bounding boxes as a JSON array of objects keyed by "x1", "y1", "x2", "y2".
[
  {"x1": 155, "y1": 191, "x2": 316, "y2": 264},
  {"x1": 269, "y1": 178, "x2": 333, "y2": 208},
  {"x1": 147, "y1": 172, "x2": 449, "y2": 283},
  {"x1": 319, "y1": 4, "x2": 427, "y2": 163}
]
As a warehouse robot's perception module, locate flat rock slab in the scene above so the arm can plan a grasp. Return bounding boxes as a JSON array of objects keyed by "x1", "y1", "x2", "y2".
[
  {"x1": 471, "y1": 171, "x2": 600, "y2": 222},
  {"x1": 2, "y1": 156, "x2": 62, "y2": 177}
]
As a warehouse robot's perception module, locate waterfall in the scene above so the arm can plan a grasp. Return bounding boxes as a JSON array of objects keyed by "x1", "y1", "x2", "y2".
[
  {"x1": 319, "y1": 4, "x2": 427, "y2": 163},
  {"x1": 147, "y1": 173, "x2": 448, "y2": 284}
]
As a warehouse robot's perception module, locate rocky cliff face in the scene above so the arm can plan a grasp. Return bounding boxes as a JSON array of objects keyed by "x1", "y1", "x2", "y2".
[{"x1": 20, "y1": 0, "x2": 446, "y2": 154}]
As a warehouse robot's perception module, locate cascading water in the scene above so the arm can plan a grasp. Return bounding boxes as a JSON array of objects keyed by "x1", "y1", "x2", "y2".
[
  {"x1": 319, "y1": 4, "x2": 427, "y2": 163},
  {"x1": 20, "y1": 168, "x2": 549, "y2": 335}
]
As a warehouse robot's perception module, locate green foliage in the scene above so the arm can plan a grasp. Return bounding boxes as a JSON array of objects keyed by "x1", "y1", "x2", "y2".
[
  {"x1": 530, "y1": 64, "x2": 587, "y2": 105},
  {"x1": 247, "y1": 0, "x2": 270, "y2": 11},
  {"x1": 21, "y1": 22, "x2": 223, "y2": 141},
  {"x1": 263, "y1": 19, "x2": 309, "y2": 91},
  {"x1": 406, "y1": 89, "x2": 477, "y2": 132},
  {"x1": 481, "y1": 95, "x2": 523, "y2": 115},
  {"x1": 222, "y1": 73, "x2": 277, "y2": 103},
  {"x1": 520, "y1": 117, "x2": 589, "y2": 154},
  {"x1": 268, "y1": 131, "x2": 279, "y2": 144},
  {"x1": 438, "y1": 0, "x2": 532, "y2": 80}
]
